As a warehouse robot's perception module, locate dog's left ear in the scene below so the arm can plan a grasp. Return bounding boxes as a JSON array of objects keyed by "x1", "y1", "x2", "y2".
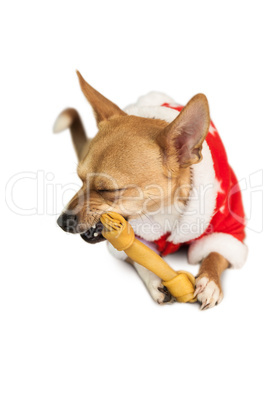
[
  {"x1": 76, "y1": 70, "x2": 126, "y2": 125},
  {"x1": 157, "y1": 94, "x2": 210, "y2": 172}
]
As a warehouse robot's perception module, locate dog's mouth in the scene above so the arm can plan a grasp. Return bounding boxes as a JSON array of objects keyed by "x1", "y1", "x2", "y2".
[{"x1": 80, "y1": 220, "x2": 105, "y2": 244}]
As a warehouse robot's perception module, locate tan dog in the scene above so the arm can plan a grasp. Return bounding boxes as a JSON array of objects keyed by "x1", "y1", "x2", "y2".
[{"x1": 54, "y1": 71, "x2": 246, "y2": 309}]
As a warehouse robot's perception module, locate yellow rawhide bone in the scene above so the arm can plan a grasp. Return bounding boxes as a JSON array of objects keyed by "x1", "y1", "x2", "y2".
[{"x1": 100, "y1": 212, "x2": 197, "y2": 303}]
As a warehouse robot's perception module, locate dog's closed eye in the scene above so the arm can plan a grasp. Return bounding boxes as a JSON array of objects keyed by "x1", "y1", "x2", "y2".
[
  {"x1": 97, "y1": 188, "x2": 127, "y2": 201},
  {"x1": 97, "y1": 188, "x2": 127, "y2": 193}
]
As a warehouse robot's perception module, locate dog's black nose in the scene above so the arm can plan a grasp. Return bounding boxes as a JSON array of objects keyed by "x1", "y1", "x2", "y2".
[{"x1": 57, "y1": 213, "x2": 78, "y2": 233}]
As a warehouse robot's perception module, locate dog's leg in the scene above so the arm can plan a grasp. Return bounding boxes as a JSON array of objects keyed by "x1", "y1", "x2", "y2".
[
  {"x1": 107, "y1": 243, "x2": 174, "y2": 304},
  {"x1": 194, "y1": 252, "x2": 229, "y2": 310}
]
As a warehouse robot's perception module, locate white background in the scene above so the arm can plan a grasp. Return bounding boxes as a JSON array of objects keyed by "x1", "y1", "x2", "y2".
[{"x1": 1, "y1": 1, "x2": 267, "y2": 401}]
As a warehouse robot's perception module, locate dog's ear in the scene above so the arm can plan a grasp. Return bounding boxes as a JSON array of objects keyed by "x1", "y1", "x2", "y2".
[
  {"x1": 76, "y1": 71, "x2": 126, "y2": 125},
  {"x1": 157, "y1": 94, "x2": 210, "y2": 172}
]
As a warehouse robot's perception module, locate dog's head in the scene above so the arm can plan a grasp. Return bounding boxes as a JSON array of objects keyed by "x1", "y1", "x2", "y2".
[{"x1": 54, "y1": 72, "x2": 210, "y2": 244}]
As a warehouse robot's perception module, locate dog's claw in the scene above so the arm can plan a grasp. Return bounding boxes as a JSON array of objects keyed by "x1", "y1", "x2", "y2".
[
  {"x1": 194, "y1": 285, "x2": 202, "y2": 297},
  {"x1": 158, "y1": 286, "x2": 169, "y2": 295},
  {"x1": 201, "y1": 301, "x2": 209, "y2": 310},
  {"x1": 157, "y1": 286, "x2": 173, "y2": 303},
  {"x1": 163, "y1": 293, "x2": 172, "y2": 303}
]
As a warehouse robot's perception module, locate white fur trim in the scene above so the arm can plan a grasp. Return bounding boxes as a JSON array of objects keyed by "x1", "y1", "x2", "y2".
[
  {"x1": 124, "y1": 92, "x2": 179, "y2": 123},
  {"x1": 188, "y1": 233, "x2": 248, "y2": 269},
  {"x1": 124, "y1": 104, "x2": 179, "y2": 123},
  {"x1": 135, "y1": 91, "x2": 176, "y2": 107}
]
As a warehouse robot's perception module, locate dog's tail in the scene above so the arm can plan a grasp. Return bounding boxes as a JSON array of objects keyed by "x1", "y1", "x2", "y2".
[{"x1": 53, "y1": 108, "x2": 87, "y2": 160}]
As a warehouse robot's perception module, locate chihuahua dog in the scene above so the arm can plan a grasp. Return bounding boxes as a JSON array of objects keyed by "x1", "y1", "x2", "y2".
[{"x1": 54, "y1": 71, "x2": 247, "y2": 309}]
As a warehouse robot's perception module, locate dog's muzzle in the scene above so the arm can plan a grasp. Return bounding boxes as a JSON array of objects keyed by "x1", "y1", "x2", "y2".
[
  {"x1": 57, "y1": 213, "x2": 105, "y2": 244},
  {"x1": 80, "y1": 220, "x2": 105, "y2": 244},
  {"x1": 57, "y1": 213, "x2": 79, "y2": 234}
]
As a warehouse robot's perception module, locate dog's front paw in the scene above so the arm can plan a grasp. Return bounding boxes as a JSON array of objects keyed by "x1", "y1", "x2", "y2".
[
  {"x1": 194, "y1": 276, "x2": 223, "y2": 310},
  {"x1": 147, "y1": 280, "x2": 175, "y2": 305}
]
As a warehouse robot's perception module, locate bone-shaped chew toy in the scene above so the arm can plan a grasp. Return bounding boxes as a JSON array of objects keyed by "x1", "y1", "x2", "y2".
[{"x1": 100, "y1": 212, "x2": 197, "y2": 303}]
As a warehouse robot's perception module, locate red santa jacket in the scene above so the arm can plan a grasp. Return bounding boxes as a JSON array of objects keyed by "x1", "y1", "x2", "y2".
[{"x1": 125, "y1": 94, "x2": 248, "y2": 268}]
